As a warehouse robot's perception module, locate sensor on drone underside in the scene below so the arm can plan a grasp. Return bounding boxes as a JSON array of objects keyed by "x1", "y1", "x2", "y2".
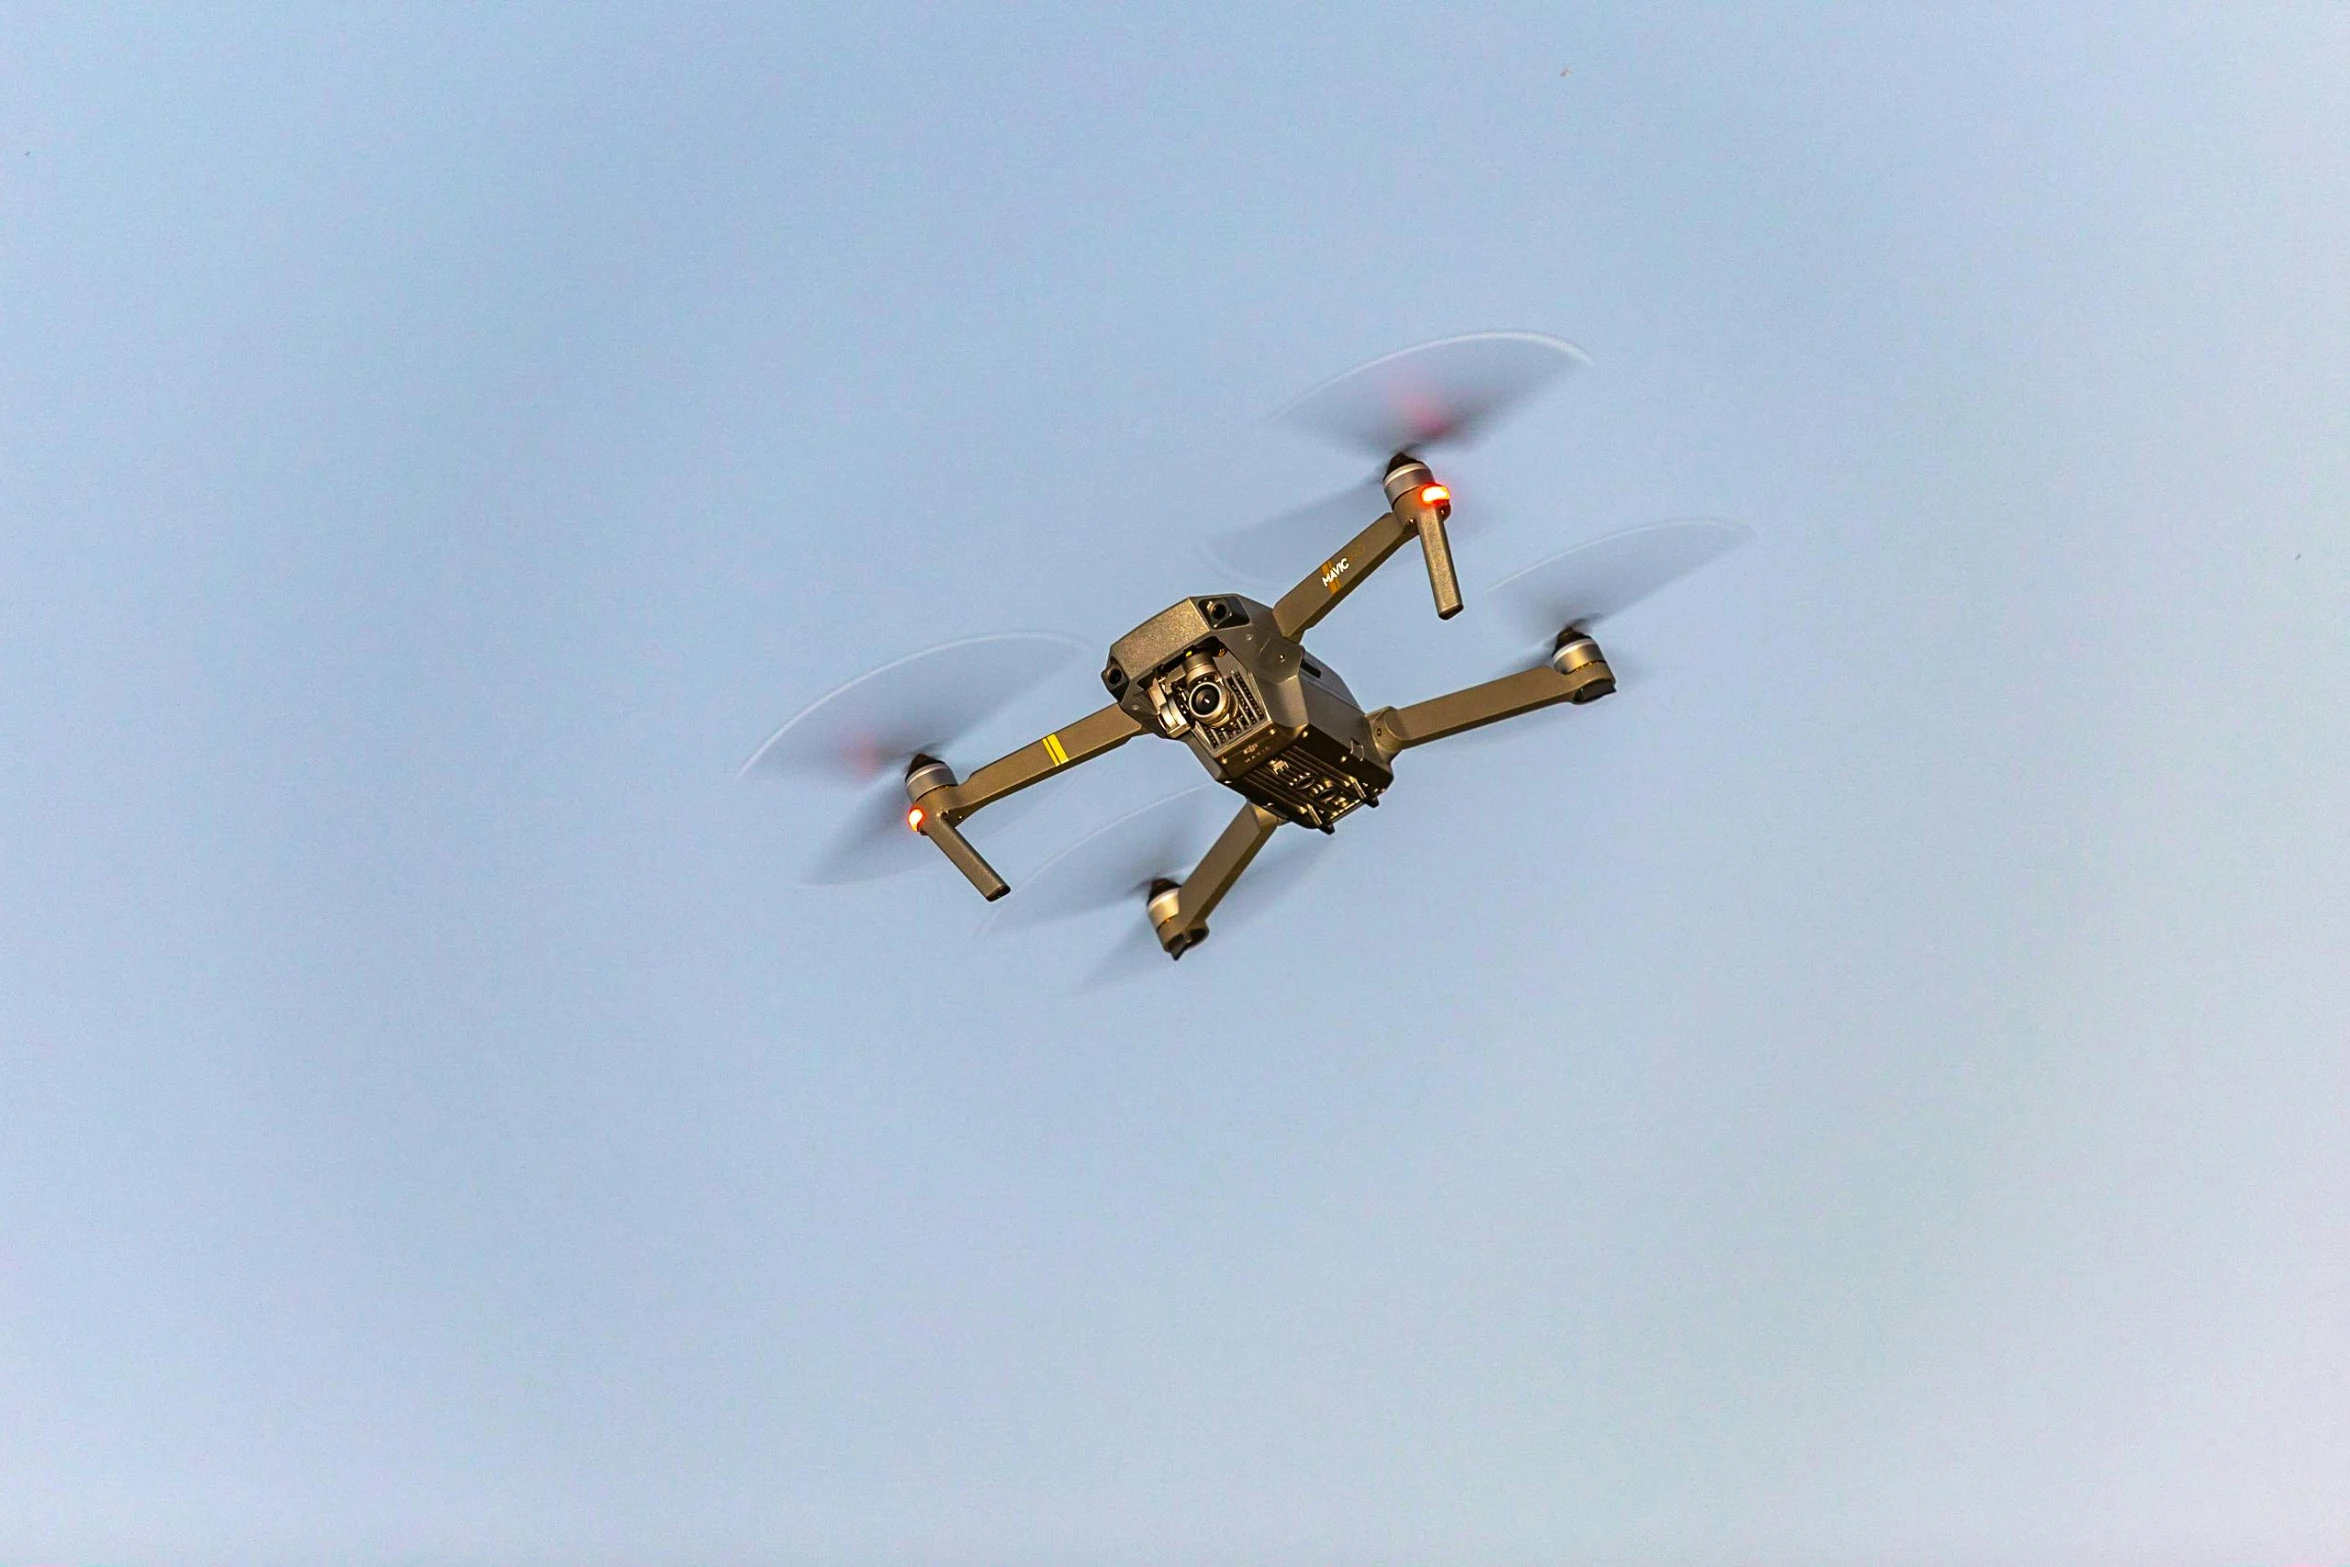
[{"x1": 1102, "y1": 595, "x2": 1394, "y2": 833}]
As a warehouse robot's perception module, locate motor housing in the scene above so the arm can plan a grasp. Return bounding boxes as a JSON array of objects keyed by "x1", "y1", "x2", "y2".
[{"x1": 1550, "y1": 629, "x2": 1616, "y2": 703}]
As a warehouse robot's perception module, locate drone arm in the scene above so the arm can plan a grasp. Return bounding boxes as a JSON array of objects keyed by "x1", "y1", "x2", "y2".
[
  {"x1": 934, "y1": 700, "x2": 1148, "y2": 825},
  {"x1": 1154, "y1": 801, "x2": 1283, "y2": 954},
  {"x1": 1368, "y1": 648, "x2": 1616, "y2": 757},
  {"x1": 901, "y1": 700, "x2": 1149, "y2": 902},
  {"x1": 1271, "y1": 511, "x2": 1414, "y2": 641}
]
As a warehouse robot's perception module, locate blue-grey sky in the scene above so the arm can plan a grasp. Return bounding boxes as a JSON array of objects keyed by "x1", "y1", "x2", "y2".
[{"x1": 3, "y1": 6, "x2": 2346, "y2": 1564}]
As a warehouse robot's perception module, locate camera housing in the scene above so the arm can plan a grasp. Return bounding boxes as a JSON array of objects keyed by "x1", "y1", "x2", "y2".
[{"x1": 1104, "y1": 595, "x2": 1393, "y2": 831}]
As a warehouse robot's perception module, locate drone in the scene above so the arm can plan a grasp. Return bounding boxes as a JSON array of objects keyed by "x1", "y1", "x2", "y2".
[{"x1": 749, "y1": 333, "x2": 1747, "y2": 969}]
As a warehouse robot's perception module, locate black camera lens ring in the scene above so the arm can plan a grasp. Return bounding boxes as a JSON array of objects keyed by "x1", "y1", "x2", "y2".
[{"x1": 1185, "y1": 679, "x2": 1229, "y2": 724}]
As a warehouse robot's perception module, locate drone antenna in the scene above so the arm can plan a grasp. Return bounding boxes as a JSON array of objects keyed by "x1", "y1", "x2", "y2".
[{"x1": 1383, "y1": 454, "x2": 1462, "y2": 619}]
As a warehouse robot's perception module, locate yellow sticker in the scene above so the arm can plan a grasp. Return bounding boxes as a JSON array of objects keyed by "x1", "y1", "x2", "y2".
[
  {"x1": 1042, "y1": 732, "x2": 1069, "y2": 766},
  {"x1": 1320, "y1": 554, "x2": 1352, "y2": 592}
]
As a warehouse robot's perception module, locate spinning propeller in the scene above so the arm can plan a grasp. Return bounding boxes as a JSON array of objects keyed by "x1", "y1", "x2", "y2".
[
  {"x1": 1278, "y1": 329, "x2": 1591, "y2": 453},
  {"x1": 986, "y1": 787, "x2": 1330, "y2": 987},
  {"x1": 1487, "y1": 518, "x2": 1753, "y2": 669},
  {"x1": 1205, "y1": 331, "x2": 1588, "y2": 585},
  {"x1": 741, "y1": 633, "x2": 1082, "y2": 884}
]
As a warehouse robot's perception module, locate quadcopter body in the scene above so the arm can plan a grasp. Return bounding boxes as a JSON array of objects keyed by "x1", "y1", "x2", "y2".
[
  {"x1": 750, "y1": 333, "x2": 1741, "y2": 966},
  {"x1": 1103, "y1": 591, "x2": 1390, "y2": 833},
  {"x1": 898, "y1": 451, "x2": 1618, "y2": 957}
]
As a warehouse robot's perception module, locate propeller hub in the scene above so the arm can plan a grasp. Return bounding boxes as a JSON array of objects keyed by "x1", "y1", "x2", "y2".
[
  {"x1": 1381, "y1": 454, "x2": 1434, "y2": 506},
  {"x1": 1550, "y1": 631, "x2": 1615, "y2": 702},
  {"x1": 904, "y1": 755, "x2": 956, "y2": 803},
  {"x1": 1149, "y1": 877, "x2": 1206, "y2": 957}
]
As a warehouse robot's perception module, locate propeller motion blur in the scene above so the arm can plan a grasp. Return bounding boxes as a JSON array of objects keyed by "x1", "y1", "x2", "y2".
[{"x1": 747, "y1": 332, "x2": 1749, "y2": 964}]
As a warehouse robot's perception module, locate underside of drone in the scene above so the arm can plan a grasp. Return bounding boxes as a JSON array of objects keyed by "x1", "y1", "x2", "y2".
[{"x1": 747, "y1": 332, "x2": 1749, "y2": 968}]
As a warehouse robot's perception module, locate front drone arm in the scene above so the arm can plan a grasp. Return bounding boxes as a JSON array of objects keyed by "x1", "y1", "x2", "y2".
[
  {"x1": 935, "y1": 700, "x2": 1147, "y2": 825},
  {"x1": 904, "y1": 699, "x2": 1150, "y2": 900},
  {"x1": 1272, "y1": 510, "x2": 1416, "y2": 640},
  {"x1": 1368, "y1": 635, "x2": 1616, "y2": 757},
  {"x1": 1271, "y1": 458, "x2": 1461, "y2": 641}
]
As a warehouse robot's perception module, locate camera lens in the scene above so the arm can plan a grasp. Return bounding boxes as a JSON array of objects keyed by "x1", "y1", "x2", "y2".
[{"x1": 1185, "y1": 679, "x2": 1230, "y2": 724}]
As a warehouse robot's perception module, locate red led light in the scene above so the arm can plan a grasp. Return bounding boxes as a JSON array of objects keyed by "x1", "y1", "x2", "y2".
[
  {"x1": 1419, "y1": 483, "x2": 1450, "y2": 508},
  {"x1": 906, "y1": 806, "x2": 926, "y2": 833}
]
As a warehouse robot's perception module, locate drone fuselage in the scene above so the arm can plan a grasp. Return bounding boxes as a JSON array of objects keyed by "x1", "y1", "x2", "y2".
[
  {"x1": 1102, "y1": 595, "x2": 1392, "y2": 832},
  {"x1": 902, "y1": 474, "x2": 1614, "y2": 943}
]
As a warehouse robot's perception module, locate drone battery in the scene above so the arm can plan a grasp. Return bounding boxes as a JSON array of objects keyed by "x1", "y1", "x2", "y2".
[{"x1": 1231, "y1": 731, "x2": 1383, "y2": 830}]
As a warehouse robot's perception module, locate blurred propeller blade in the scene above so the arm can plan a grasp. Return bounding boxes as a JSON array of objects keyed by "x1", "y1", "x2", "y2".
[
  {"x1": 1203, "y1": 475, "x2": 1501, "y2": 588},
  {"x1": 1077, "y1": 818, "x2": 1331, "y2": 989},
  {"x1": 1206, "y1": 333, "x2": 1579, "y2": 589},
  {"x1": 744, "y1": 632, "x2": 1085, "y2": 885},
  {"x1": 1202, "y1": 479, "x2": 1386, "y2": 584},
  {"x1": 990, "y1": 786, "x2": 1333, "y2": 986},
  {"x1": 1487, "y1": 519, "x2": 1752, "y2": 650},
  {"x1": 987, "y1": 786, "x2": 1228, "y2": 931},
  {"x1": 741, "y1": 633, "x2": 1084, "y2": 785},
  {"x1": 1278, "y1": 331, "x2": 1588, "y2": 457},
  {"x1": 802, "y1": 779, "x2": 923, "y2": 885},
  {"x1": 1081, "y1": 919, "x2": 1171, "y2": 990}
]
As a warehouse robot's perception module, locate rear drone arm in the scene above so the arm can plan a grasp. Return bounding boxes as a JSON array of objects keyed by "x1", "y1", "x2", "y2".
[
  {"x1": 1367, "y1": 634, "x2": 1616, "y2": 758},
  {"x1": 903, "y1": 700, "x2": 1150, "y2": 900},
  {"x1": 1271, "y1": 459, "x2": 1460, "y2": 641},
  {"x1": 1146, "y1": 800, "x2": 1284, "y2": 958}
]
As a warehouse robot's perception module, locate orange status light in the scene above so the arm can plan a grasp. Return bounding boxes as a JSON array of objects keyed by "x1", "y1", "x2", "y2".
[
  {"x1": 906, "y1": 805, "x2": 926, "y2": 833},
  {"x1": 1418, "y1": 483, "x2": 1450, "y2": 508}
]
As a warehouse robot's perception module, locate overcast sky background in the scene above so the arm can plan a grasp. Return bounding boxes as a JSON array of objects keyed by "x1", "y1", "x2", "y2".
[{"x1": 3, "y1": 5, "x2": 2347, "y2": 1564}]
